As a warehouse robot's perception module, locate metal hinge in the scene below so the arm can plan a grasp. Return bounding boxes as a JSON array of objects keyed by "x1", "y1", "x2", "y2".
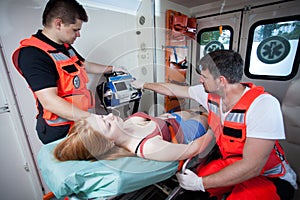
[
  {"x1": 24, "y1": 163, "x2": 30, "y2": 172},
  {"x1": 0, "y1": 103, "x2": 9, "y2": 113}
]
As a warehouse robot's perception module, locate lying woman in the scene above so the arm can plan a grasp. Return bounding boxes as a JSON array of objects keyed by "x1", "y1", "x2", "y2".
[{"x1": 54, "y1": 110, "x2": 209, "y2": 162}]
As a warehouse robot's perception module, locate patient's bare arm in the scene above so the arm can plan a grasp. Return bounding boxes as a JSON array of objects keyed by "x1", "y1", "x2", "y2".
[
  {"x1": 139, "y1": 131, "x2": 215, "y2": 162},
  {"x1": 158, "y1": 110, "x2": 208, "y2": 130}
]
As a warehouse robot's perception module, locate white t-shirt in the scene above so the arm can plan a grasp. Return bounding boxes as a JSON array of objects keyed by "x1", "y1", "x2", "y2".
[{"x1": 188, "y1": 84, "x2": 285, "y2": 140}]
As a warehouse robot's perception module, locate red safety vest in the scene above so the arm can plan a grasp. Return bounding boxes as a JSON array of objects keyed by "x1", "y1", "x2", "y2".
[
  {"x1": 207, "y1": 83, "x2": 286, "y2": 177},
  {"x1": 12, "y1": 36, "x2": 94, "y2": 126}
]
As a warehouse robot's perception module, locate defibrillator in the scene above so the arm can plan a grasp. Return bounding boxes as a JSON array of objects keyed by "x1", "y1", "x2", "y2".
[{"x1": 96, "y1": 72, "x2": 142, "y2": 113}]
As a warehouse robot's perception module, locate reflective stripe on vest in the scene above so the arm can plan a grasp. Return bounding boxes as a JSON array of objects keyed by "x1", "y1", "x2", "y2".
[
  {"x1": 208, "y1": 99, "x2": 219, "y2": 116},
  {"x1": 46, "y1": 116, "x2": 69, "y2": 125},
  {"x1": 226, "y1": 110, "x2": 245, "y2": 123},
  {"x1": 51, "y1": 51, "x2": 75, "y2": 61}
]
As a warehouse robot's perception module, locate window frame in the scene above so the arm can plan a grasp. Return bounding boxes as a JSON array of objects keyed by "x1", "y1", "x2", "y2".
[
  {"x1": 245, "y1": 15, "x2": 300, "y2": 81},
  {"x1": 197, "y1": 25, "x2": 234, "y2": 56}
]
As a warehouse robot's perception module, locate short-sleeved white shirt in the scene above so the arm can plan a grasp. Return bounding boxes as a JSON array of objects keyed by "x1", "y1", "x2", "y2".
[{"x1": 188, "y1": 84, "x2": 285, "y2": 139}]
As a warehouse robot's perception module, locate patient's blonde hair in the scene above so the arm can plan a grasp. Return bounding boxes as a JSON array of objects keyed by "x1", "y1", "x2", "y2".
[{"x1": 53, "y1": 119, "x2": 135, "y2": 161}]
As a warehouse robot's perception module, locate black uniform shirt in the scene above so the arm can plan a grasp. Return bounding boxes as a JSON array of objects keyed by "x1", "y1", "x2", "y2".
[{"x1": 18, "y1": 30, "x2": 84, "y2": 92}]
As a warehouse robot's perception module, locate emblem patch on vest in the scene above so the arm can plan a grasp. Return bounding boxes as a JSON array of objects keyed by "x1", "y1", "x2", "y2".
[{"x1": 73, "y1": 75, "x2": 80, "y2": 89}]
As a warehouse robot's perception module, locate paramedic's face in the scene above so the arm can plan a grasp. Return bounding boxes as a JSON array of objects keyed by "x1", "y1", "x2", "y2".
[
  {"x1": 59, "y1": 19, "x2": 82, "y2": 44},
  {"x1": 199, "y1": 68, "x2": 221, "y2": 94},
  {"x1": 94, "y1": 114, "x2": 124, "y2": 140}
]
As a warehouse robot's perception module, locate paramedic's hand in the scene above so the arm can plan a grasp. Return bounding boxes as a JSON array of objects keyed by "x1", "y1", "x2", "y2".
[
  {"x1": 176, "y1": 169, "x2": 205, "y2": 191},
  {"x1": 131, "y1": 79, "x2": 145, "y2": 89},
  {"x1": 112, "y1": 66, "x2": 128, "y2": 73}
]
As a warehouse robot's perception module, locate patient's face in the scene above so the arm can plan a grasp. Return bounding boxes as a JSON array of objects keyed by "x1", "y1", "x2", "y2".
[{"x1": 87, "y1": 113, "x2": 124, "y2": 141}]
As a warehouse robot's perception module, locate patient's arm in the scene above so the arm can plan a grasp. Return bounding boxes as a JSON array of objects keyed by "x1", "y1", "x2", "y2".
[
  {"x1": 139, "y1": 130, "x2": 215, "y2": 162},
  {"x1": 158, "y1": 110, "x2": 209, "y2": 130},
  {"x1": 159, "y1": 109, "x2": 207, "y2": 120}
]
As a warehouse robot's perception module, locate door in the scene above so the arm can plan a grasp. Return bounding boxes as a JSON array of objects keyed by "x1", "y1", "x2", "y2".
[{"x1": 0, "y1": 39, "x2": 43, "y2": 200}]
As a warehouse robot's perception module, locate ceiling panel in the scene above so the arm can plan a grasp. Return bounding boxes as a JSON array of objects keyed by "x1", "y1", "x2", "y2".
[
  {"x1": 167, "y1": 0, "x2": 221, "y2": 8},
  {"x1": 78, "y1": 0, "x2": 142, "y2": 15}
]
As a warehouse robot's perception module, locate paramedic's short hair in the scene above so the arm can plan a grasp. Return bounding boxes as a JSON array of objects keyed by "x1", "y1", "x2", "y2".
[
  {"x1": 42, "y1": 0, "x2": 88, "y2": 26},
  {"x1": 199, "y1": 50, "x2": 244, "y2": 84}
]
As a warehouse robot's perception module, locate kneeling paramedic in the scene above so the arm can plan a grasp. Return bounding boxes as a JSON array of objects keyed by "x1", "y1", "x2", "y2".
[{"x1": 132, "y1": 50, "x2": 298, "y2": 200}]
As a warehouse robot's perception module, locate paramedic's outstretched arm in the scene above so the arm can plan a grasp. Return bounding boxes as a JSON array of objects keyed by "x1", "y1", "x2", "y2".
[
  {"x1": 84, "y1": 61, "x2": 127, "y2": 74},
  {"x1": 131, "y1": 80, "x2": 190, "y2": 99},
  {"x1": 35, "y1": 87, "x2": 91, "y2": 121},
  {"x1": 84, "y1": 61, "x2": 113, "y2": 74}
]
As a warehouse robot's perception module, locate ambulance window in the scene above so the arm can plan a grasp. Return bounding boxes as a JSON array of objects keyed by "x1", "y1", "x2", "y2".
[
  {"x1": 197, "y1": 26, "x2": 233, "y2": 58},
  {"x1": 245, "y1": 16, "x2": 300, "y2": 80}
]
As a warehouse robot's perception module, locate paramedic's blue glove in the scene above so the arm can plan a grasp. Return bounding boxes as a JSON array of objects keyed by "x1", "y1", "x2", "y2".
[
  {"x1": 176, "y1": 169, "x2": 205, "y2": 191},
  {"x1": 131, "y1": 79, "x2": 145, "y2": 89},
  {"x1": 112, "y1": 66, "x2": 128, "y2": 73}
]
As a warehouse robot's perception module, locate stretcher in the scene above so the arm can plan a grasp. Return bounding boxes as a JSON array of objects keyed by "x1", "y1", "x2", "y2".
[{"x1": 38, "y1": 139, "x2": 180, "y2": 199}]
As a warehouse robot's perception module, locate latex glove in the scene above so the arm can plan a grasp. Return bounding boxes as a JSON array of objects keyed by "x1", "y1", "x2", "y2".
[
  {"x1": 131, "y1": 79, "x2": 145, "y2": 89},
  {"x1": 112, "y1": 66, "x2": 128, "y2": 73},
  {"x1": 176, "y1": 169, "x2": 205, "y2": 191}
]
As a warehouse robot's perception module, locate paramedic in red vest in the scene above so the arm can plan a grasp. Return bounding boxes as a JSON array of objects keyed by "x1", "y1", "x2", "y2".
[
  {"x1": 131, "y1": 50, "x2": 297, "y2": 200},
  {"x1": 12, "y1": 0, "x2": 125, "y2": 144}
]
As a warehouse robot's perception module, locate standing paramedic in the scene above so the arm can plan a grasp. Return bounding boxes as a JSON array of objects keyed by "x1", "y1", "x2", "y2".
[
  {"x1": 131, "y1": 49, "x2": 297, "y2": 200},
  {"x1": 12, "y1": 0, "x2": 124, "y2": 144}
]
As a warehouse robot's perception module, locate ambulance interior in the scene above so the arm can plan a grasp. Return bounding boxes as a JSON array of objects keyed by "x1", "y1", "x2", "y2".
[{"x1": 0, "y1": 0, "x2": 299, "y2": 199}]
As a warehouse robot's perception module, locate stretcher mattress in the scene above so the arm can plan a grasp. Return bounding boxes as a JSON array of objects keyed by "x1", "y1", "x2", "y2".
[{"x1": 37, "y1": 139, "x2": 179, "y2": 199}]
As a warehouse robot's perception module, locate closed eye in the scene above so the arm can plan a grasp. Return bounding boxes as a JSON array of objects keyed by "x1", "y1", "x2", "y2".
[{"x1": 106, "y1": 121, "x2": 111, "y2": 128}]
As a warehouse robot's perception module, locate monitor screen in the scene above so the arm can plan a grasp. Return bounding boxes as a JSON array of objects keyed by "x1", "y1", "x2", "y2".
[{"x1": 114, "y1": 82, "x2": 127, "y2": 91}]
